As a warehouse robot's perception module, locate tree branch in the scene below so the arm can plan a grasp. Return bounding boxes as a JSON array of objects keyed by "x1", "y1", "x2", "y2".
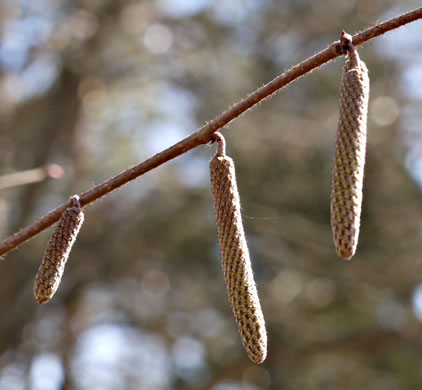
[
  {"x1": 0, "y1": 165, "x2": 63, "y2": 190},
  {"x1": 1, "y1": 7, "x2": 421, "y2": 257}
]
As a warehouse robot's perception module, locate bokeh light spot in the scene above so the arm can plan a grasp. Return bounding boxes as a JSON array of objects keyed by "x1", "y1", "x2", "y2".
[
  {"x1": 412, "y1": 284, "x2": 422, "y2": 322},
  {"x1": 304, "y1": 278, "x2": 336, "y2": 309},
  {"x1": 370, "y1": 96, "x2": 400, "y2": 126},
  {"x1": 143, "y1": 24, "x2": 173, "y2": 54},
  {"x1": 142, "y1": 269, "x2": 170, "y2": 299},
  {"x1": 30, "y1": 353, "x2": 64, "y2": 390}
]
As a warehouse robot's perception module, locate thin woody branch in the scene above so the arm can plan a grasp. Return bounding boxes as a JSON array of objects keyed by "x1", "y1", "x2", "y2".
[
  {"x1": 1, "y1": 6, "x2": 421, "y2": 257},
  {"x1": 0, "y1": 165, "x2": 64, "y2": 190}
]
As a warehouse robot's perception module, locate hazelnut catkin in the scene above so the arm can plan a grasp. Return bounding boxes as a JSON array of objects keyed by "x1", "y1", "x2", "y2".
[
  {"x1": 33, "y1": 195, "x2": 84, "y2": 304},
  {"x1": 331, "y1": 40, "x2": 370, "y2": 260},
  {"x1": 209, "y1": 133, "x2": 267, "y2": 364}
]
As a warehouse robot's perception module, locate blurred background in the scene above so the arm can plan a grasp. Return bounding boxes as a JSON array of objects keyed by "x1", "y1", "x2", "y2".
[{"x1": 1, "y1": 0, "x2": 422, "y2": 389}]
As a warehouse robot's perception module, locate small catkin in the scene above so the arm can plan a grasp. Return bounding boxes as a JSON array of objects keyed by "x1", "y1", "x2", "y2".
[
  {"x1": 209, "y1": 134, "x2": 267, "y2": 364},
  {"x1": 33, "y1": 195, "x2": 84, "y2": 304},
  {"x1": 331, "y1": 51, "x2": 370, "y2": 260}
]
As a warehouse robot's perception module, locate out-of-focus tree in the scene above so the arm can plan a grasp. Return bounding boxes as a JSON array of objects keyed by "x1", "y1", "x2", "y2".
[{"x1": 1, "y1": 1, "x2": 422, "y2": 389}]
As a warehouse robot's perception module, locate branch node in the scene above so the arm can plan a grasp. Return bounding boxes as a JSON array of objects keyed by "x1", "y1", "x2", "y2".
[
  {"x1": 210, "y1": 132, "x2": 226, "y2": 156},
  {"x1": 70, "y1": 195, "x2": 81, "y2": 209},
  {"x1": 340, "y1": 30, "x2": 353, "y2": 53},
  {"x1": 340, "y1": 30, "x2": 360, "y2": 67}
]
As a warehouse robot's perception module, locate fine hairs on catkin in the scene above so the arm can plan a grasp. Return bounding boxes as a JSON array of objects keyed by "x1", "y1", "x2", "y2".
[
  {"x1": 331, "y1": 32, "x2": 370, "y2": 260},
  {"x1": 33, "y1": 195, "x2": 84, "y2": 304},
  {"x1": 209, "y1": 132, "x2": 267, "y2": 364}
]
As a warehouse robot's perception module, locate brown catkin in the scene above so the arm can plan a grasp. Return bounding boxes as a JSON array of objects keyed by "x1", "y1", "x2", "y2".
[
  {"x1": 33, "y1": 195, "x2": 84, "y2": 304},
  {"x1": 209, "y1": 134, "x2": 267, "y2": 364},
  {"x1": 331, "y1": 51, "x2": 370, "y2": 260}
]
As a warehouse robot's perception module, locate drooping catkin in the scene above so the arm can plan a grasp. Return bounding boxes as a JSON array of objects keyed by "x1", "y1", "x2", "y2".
[
  {"x1": 33, "y1": 195, "x2": 84, "y2": 304},
  {"x1": 209, "y1": 133, "x2": 267, "y2": 364},
  {"x1": 331, "y1": 45, "x2": 370, "y2": 260}
]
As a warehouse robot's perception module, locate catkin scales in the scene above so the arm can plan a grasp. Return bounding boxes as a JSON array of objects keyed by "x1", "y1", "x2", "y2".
[
  {"x1": 210, "y1": 143, "x2": 267, "y2": 364},
  {"x1": 331, "y1": 55, "x2": 370, "y2": 260},
  {"x1": 34, "y1": 196, "x2": 84, "y2": 304}
]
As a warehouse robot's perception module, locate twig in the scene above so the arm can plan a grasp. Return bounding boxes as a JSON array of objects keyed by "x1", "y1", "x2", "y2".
[
  {"x1": 1, "y1": 7, "x2": 421, "y2": 257},
  {"x1": 0, "y1": 164, "x2": 64, "y2": 190}
]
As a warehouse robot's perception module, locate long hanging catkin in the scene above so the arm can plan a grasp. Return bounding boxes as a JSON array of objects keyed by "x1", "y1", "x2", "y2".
[
  {"x1": 209, "y1": 133, "x2": 267, "y2": 364},
  {"x1": 33, "y1": 195, "x2": 84, "y2": 304},
  {"x1": 331, "y1": 34, "x2": 370, "y2": 260}
]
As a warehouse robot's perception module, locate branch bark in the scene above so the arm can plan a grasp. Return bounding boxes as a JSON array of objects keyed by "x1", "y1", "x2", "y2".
[{"x1": 1, "y1": 7, "x2": 421, "y2": 257}]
